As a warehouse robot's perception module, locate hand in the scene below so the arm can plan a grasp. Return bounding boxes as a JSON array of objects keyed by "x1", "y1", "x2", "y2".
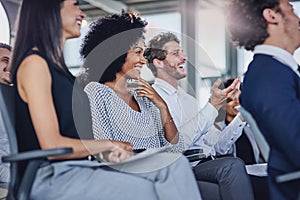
[
  {"x1": 210, "y1": 78, "x2": 240, "y2": 110},
  {"x1": 103, "y1": 140, "x2": 133, "y2": 163},
  {"x1": 0, "y1": 71, "x2": 13, "y2": 86},
  {"x1": 130, "y1": 78, "x2": 167, "y2": 110}
]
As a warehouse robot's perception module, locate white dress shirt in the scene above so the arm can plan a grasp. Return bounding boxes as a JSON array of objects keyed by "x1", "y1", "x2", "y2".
[{"x1": 153, "y1": 78, "x2": 246, "y2": 156}]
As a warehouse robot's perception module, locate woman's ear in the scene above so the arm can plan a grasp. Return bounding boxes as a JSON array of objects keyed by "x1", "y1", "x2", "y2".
[{"x1": 262, "y1": 8, "x2": 278, "y2": 24}]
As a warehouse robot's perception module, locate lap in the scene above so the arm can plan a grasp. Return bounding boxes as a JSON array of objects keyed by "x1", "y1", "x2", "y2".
[
  {"x1": 31, "y1": 153, "x2": 191, "y2": 200},
  {"x1": 193, "y1": 157, "x2": 245, "y2": 182},
  {"x1": 31, "y1": 160, "x2": 158, "y2": 200}
]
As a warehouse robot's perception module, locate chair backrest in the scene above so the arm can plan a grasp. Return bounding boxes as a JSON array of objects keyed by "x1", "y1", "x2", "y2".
[
  {"x1": 237, "y1": 106, "x2": 270, "y2": 162},
  {"x1": 0, "y1": 83, "x2": 20, "y2": 199}
]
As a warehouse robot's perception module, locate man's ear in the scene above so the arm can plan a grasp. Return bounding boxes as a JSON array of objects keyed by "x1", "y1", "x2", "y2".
[
  {"x1": 262, "y1": 8, "x2": 279, "y2": 24},
  {"x1": 153, "y1": 58, "x2": 164, "y2": 69}
]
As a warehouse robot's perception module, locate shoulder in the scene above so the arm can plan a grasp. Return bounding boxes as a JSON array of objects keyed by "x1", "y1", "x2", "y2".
[
  {"x1": 85, "y1": 81, "x2": 105, "y2": 92},
  {"x1": 17, "y1": 54, "x2": 50, "y2": 84},
  {"x1": 19, "y1": 54, "x2": 48, "y2": 73},
  {"x1": 84, "y1": 82, "x2": 113, "y2": 99}
]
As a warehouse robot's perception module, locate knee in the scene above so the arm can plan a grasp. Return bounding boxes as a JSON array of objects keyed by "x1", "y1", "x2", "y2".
[{"x1": 221, "y1": 157, "x2": 246, "y2": 173}]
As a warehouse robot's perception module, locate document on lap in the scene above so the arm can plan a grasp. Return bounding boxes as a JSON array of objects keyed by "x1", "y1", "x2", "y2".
[{"x1": 92, "y1": 146, "x2": 182, "y2": 173}]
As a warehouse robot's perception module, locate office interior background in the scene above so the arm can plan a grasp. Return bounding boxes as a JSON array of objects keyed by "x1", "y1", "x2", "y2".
[{"x1": 1, "y1": 0, "x2": 300, "y2": 107}]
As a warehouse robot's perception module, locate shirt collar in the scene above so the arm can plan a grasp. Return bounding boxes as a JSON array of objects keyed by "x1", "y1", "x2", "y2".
[
  {"x1": 254, "y1": 45, "x2": 299, "y2": 74},
  {"x1": 154, "y1": 78, "x2": 178, "y2": 95}
]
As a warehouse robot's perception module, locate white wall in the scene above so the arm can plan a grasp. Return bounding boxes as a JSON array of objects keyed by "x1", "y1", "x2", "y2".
[{"x1": 0, "y1": 2, "x2": 10, "y2": 44}]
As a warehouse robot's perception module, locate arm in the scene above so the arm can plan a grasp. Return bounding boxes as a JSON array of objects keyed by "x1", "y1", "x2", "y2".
[
  {"x1": 211, "y1": 114, "x2": 245, "y2": 154},
  {"x1": 209, "y1": 78, "x2": 240, "y2": 110},
  {"x1": 177, "y1": 101, "x2": 218, "y2": 148},
  {"x1": 132, "y1": 78, "x2": 179, "y2": 144},
  {"x1": 0, "y1": 71, "x2": 12, "y2": 85},
  {"x1": 84, "y1": 82, "x2": 114, "y2": 140},
  {"x1": 17, "y1": 55, "x2": 132, "y2": 162}
]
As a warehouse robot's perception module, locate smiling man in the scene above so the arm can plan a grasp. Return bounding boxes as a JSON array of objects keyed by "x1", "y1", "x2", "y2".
[
  {"x1": 144, "y1": 32, "x2": 254, "y2": 200},
  {"x1": 0, "y1": 43, "x2": 11, "y2": 184},
  {"x1": 0, "y1": 43, "x2": 12, "y2": 85}
]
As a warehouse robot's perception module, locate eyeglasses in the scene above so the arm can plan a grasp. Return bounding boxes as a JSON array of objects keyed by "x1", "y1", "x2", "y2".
[{"x1": 165, "y1": 49, "x2": 184, "y2": 57}]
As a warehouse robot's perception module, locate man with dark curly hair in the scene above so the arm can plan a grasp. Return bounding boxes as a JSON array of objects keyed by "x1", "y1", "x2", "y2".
[
  {"x1": 0, "y1": 43, "x2": 12, "y2": 85},
  {"x1": 227, "y1": 0, "x2": 300, "y2": 199},
  {"x1": 0, "y1": 43, "x2": 11, "y2": 185}
]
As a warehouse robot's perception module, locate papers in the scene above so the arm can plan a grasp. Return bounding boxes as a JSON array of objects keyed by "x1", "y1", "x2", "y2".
[
  {"x1": 96, "y1": 146, "x2": 182, "y2": 173},
  {"x1": 97, "y1": 146, "x2": 171, "y2": 166},
  {"x1": 245, "y1": 163, "x2": 268, "y2": 177}
]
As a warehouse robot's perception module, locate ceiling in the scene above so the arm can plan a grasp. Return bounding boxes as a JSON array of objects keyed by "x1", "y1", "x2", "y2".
[{"x1": 3, "y1": 0, "x2": 227, "y2": 22}]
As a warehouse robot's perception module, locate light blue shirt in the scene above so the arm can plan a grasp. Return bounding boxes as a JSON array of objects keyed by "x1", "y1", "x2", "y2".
[
  {"x1": 153, "y1": 78, "x2": 246, "y2": 157},
  {"x1": 0, "y1": 111, "x2": 10, "y2": 183}
]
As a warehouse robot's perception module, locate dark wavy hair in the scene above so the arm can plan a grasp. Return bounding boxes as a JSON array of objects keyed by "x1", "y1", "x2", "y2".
[
  {"x1": 144, "y1": 32, "x2": 180, "y2": 76},
  {"x1": 226, "y1": 0, "x2": 281, "y2": 51},
  {"x1": 11, "y1": 0, "x2": 67, "y2": 81},
  {"x1": 80, "y1": 10, "x2": 147, "y2": 84}
]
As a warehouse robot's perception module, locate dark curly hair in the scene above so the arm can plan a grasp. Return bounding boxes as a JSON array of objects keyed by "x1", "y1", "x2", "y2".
[
  {"x1": 226, "y1": 0, "x2": 281, "y2": 51},
  {"x1": 0, "y1": 43, "x2": 12, "y2": 51},
  {"x1": 80, "y1": 10, "x2": 147, "y2": 84},
  {"x1": 144, "y1": 32, "x2": 180, "y2": 76}
]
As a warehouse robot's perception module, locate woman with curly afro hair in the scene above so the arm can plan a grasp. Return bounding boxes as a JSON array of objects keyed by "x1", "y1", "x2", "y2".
[{"x1": 80, "y1": 11, "x2": 202, "y2": 200}]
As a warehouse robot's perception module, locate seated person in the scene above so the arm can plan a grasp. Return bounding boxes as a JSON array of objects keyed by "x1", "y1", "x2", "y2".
[
  {"x1": 222, "y1": 79, "x2": 270, "y2": 200},
  {"x1": 144, "y1": 32, "x2": 246, "y2": 159},
  {"x1": 11, "y1": 1, "x2": 201, "y2": 199},
  {"x1": 0, "y1": 43, "x2": 12, "y2": 85},
  {"x1": 82, "y1": 14, "x2": 183, "y2": 153},
  {"x1": 0, "y1": 43, "x2": 12, "y2": 184},
  {"x1": 82, "y1": 13, "x2": 254, "y2": 200},
  {"x1": 222, "y1": 79, "x2": 263, "y2": 164}
]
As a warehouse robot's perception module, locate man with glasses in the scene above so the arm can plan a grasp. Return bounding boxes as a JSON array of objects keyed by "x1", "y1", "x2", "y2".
[{"x1": 144, "y1": 32, "x2": 254, "y2": 200}]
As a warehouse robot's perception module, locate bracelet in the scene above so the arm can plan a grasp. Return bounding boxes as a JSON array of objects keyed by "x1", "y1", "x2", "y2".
[{"x1": 164, "y1": 118, "x2": 174, "y2": 127}]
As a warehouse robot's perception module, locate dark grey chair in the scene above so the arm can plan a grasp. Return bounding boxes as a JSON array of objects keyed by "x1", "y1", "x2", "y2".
[
  {"x1": 0, "y1": 83, "x2": 72, "y2": 200},
  {"x1": 238, "y1": 106, "x2": 300, "y2": 199},
  {"x1": 237, "y1": 106, "x2": 269, "y2": 162}
]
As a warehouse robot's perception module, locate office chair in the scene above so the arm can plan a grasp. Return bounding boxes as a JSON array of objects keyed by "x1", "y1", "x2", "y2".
[
  {"x1": 0, "y1": 83, "x2": 72, "y2": 200},
  {"x1": 237, "y1": 106, "x2": 270, "y2": 162},
  {"x1": 238, "y1": 106, "x2": 300, "y2": 198}
]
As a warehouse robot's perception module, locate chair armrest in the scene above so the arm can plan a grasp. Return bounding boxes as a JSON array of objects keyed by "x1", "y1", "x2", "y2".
[
  {"x1": 2, "y1": 148, "x2": 73, "y2": 163},
  {"x1": 183, "y1": 148, "x2": 203, "y2": 156},
  {"x1": 183, "y1": 148, "x2": 205, "y2": 162},
  {"x1": 185, "y1": 153, "x2": 206, "y2": 162},
  {"x1": 276, "y1": 171, "x2": 300, "y2": 183}
]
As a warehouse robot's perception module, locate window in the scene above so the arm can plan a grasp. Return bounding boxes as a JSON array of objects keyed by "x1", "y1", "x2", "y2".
[
  {"x1": 0, "y1": 2, "x2": 10, "y2": 44},
  {"x1": 237, "y1": 1, "x2": 300, "y2": 77}
]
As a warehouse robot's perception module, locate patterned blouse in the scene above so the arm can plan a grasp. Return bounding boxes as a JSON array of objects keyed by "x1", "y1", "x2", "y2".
[{"x1": 84, "y1": 82, "x2": 184, "y2": 152}]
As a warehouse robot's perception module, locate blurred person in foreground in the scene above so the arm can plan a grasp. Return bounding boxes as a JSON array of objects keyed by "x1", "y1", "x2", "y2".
[{"x1": 227, "y1": 0, "x2": 300, "y2": 199}]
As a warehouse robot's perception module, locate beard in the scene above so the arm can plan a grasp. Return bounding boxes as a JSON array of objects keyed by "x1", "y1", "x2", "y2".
[{"x1": 162, "y1": 60, "x2": 186, "y2": 80}]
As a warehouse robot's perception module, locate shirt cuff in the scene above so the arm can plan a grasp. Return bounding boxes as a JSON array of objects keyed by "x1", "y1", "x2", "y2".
[{"x1": 203, "y1": 102, "x2": 218, "y2": 119}]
